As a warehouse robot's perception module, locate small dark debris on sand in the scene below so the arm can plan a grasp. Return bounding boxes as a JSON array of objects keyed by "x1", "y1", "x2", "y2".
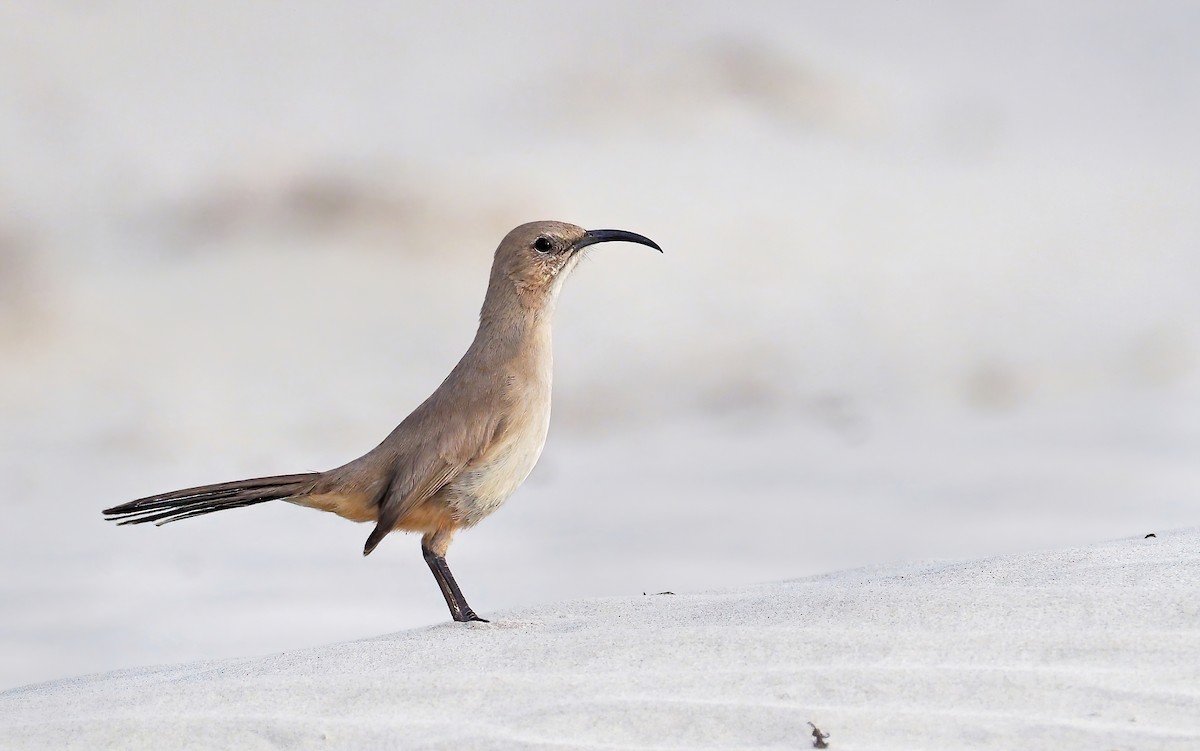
[
  {"x1": 1145, "y1": 533, "x2": 1156, "y2": 539},
  {"x1": 808, "y1": 721, "x2": 830, "y2": 748}
]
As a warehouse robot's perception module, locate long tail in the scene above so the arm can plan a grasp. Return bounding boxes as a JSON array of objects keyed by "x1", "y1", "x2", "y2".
[{"x1": 103, "y1": 473, "x2": 321, "y2": 526}]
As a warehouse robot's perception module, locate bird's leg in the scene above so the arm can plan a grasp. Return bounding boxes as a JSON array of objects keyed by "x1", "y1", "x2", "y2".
[{"x1": 421, "y1": 539, "x2": 487, "y2": 623}]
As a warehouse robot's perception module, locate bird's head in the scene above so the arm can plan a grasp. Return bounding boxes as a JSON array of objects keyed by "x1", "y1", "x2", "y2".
[{"x1": 488, "y1": 221, "x2": 661, "y2": 308}]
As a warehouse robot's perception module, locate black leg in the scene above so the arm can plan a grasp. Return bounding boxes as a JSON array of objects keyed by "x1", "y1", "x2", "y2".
[{"x1": 422, "y1": 543, "x2": 488, "y2": 623}]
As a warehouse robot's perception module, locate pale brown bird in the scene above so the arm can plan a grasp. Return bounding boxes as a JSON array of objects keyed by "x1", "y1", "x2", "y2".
[{"x1": 103, "y1": 221, "x2": 661, "y2": 622}]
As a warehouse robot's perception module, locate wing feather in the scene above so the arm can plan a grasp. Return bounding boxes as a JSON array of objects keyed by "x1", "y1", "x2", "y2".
[{"x1": 359, "y1": 387, "x2": 506, "y2": 555}]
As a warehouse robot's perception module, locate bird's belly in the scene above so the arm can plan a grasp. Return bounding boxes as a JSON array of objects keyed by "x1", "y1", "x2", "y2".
[{"x1": 447, "y1": 409, "x2": 550, "y2": 527}]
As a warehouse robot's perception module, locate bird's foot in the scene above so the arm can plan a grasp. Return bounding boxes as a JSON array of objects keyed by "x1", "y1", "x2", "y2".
[{"x1": 454, "y1": 611, "x2": 489, "y2": 623}]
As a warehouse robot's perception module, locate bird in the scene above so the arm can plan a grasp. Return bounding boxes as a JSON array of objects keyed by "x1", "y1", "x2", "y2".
[{"x1": 103, "y1": 221, "x2": 661, "y2": 623}]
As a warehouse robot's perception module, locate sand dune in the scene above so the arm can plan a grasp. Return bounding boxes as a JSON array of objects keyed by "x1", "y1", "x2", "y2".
[{"x1": 3, "y1": 529, "x2": 1195, "y2": 750}]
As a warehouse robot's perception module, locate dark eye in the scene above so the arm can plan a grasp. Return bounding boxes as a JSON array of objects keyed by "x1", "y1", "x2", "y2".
[{"x1": 533, "y1": 236, "x2": 553, "y2": 253}]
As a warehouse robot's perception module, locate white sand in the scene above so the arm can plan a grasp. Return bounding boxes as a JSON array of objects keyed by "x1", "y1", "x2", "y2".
[{"x1": 2, "y1": 529, "x2": 1196, "y2": 750}]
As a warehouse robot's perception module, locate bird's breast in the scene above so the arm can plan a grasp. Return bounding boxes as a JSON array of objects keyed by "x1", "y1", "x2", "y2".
[{"x1": 447, "y1": 357, "x2": 553, "y2": 527}]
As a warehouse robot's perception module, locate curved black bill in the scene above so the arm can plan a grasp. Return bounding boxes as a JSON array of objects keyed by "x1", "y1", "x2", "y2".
[{"x1": 573, "y1": 228, "x2": 662, "y2": 253}]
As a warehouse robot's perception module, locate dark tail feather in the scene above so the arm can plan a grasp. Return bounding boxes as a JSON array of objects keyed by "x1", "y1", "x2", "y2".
[{"x1": 103, "y1": 473, "x2": 321, "y2": 527}]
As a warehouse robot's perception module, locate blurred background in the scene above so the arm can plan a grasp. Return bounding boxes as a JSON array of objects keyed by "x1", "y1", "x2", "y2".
[{"x1": 2, "y1": 1, "x2": 1198, "y2": 689}]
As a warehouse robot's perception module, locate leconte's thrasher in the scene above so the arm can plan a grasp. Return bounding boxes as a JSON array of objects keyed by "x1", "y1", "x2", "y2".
[{"x1": 103, "y1": 221, "x2": 661, "y2": 623}]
